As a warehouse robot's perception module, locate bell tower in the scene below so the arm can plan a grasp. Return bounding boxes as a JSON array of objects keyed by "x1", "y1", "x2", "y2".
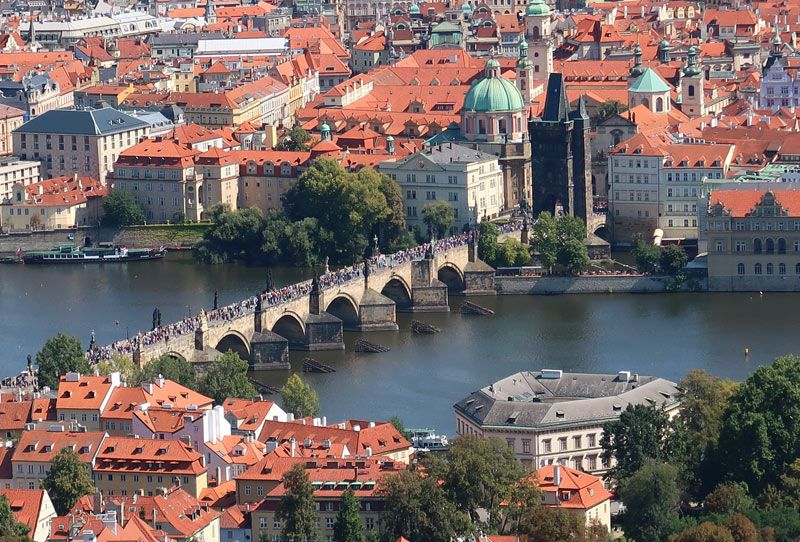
[{"x1": 525, "y1": 0, "x2": 553, "y2": 81}]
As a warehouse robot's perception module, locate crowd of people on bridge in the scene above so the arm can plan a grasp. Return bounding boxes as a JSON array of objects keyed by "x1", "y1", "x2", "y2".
[{"x1": 88, "y1": 225, "x2": 522, "y2": 362}]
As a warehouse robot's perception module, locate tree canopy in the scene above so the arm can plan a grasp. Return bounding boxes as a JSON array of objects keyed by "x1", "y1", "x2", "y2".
[
  {"x1": 36, "y1": 333, "x2": 91, "y2": 390},
  {"x1": 530, "y1": 212, "x2": 589, "y2": 275},
  {"x1": 378, "y1": 466, "x2": 472, "y2": 542},
  {"x1": 0, "y1": 494, "x2": 30, "y2": 542},
  {"x1": 281, "y1": 374, "x2": 320, "y2": 418},
  {"x1": 102, "y1": 189, "x2": 145, "y2": 227},
  {"x1": 277, "y1": 463, "x2": 319, "y2": 542},
  {"x1": 661, "y1": 244, "x2": 689, "y2": 275},
  {"x1": 198, "y1": 350, "x2": 257, "y2": 405},
  {"x1": 333, "y1": 488, "x2": 365, "y2": 542},
  {"x1": 41, "y1": 447, "x2": 95, "y2": 516},
  {"x1": 631, "y1": 234, "x2": 660, "y2": 273},
  {"x1": 138, "y1": 354, "x2": 197, "y2": 389},
  {"x1": 421, "y1": 201, "x2": 455, "y2": 240},
  {"x1": 96, "y1": 354, "x2": 141, "y2": 384},
  {"x1": 618, "y1": 460, "x2": 681, "y2": 542},
  {"x1": 274, "y1": 127, "x2": 313, "y2": 152}
]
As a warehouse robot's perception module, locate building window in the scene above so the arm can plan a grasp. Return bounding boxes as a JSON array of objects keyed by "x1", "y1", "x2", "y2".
[
  {"x1": 542, "y1": 440, "x2": 551, "y2": 453},
  {"x1": 573, "y1": 436, "x2": 581, "y2": 449},
  {"x1": 716, "y1": 241, "x2": 723, "y2": 252},
  {"x1": 558, "y1": 438, "x2": 567, "y2": 451},
  {"x1": 755, "y1": 263, "x2": 762, "y2": 275},
  {"x1": 260, "y1": 518, "x2": 267, "y2": 529},
  {"x1": 780, "y1": 263, "x2": 786, "y2": 275},
  {"x1": 245, "y1": 486, "x2": 251, "y2": 495},
  {"x1": 326, "y1": 518, "x2": 334, "y2": 530},
  {"x1": 738, "y1": 263, "x2": 745, "y2": 275},
  {"x1": 736, "y1": 241, "x2": 746, "y2": 252},
  {"x1": 587, "y1": 434, "x2": 596, "y2": 447},
  {"x1": 273, "y1": 518, "x2": 280, "y2": 529},
  {"x1": 767, "y1": 263, "x2": 774, "y2": 275}
]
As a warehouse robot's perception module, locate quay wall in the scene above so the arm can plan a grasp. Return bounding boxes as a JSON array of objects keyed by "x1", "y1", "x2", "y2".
[
  {"x1": 0, "y1": 225, "x2": 209, "y2": 253},
  {"x1": 496, "y1": 275, "x2": 708, "y2": 294}
]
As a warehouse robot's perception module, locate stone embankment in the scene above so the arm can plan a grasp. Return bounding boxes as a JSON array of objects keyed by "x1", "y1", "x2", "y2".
[
  {"x1": 0, "y1": 224, "x2": 210, "y2": 253},
  {"x1": 496, "y1": 274, "x2": 708, "y2": 294}
]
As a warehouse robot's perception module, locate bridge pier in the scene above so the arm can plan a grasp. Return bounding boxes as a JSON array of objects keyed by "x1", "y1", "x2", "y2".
[
  {"x1": 463, "y1": 260, "x2": 497, "y2": 295},
  {"x1": 301, "y1": 275, "x2": 345, "y2": 350},
  {"x1": 354, "y1": 289, "x2": 399, "y2": 331},
  {"x1": 410, "y1": 252, "x2": 449, "y2": 312},
  {"x1": 250, "y1": 331, "x2": 290, "y2": 370}
]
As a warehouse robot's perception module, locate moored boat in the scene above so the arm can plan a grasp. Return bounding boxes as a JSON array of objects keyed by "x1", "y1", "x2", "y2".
[
  {"x1": 22, "y1": 243, "x2": 166, "y2": 264},
  {"x1": 409, "y1": 428, "x2": 450, "y2": 452}
]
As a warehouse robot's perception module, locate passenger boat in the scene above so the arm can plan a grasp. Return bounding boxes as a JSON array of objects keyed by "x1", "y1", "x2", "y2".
[
  {"x1": 22, "y1": 243, "x2": 166, "y2": 264},
  {"x1": 409, "y1": 428, "x2": 450, "y2": 452}
]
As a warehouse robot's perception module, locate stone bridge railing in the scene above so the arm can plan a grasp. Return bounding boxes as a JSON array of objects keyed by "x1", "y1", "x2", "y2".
[{"x1": 88, "y1": 232, "x2": 483, "y2": 364}]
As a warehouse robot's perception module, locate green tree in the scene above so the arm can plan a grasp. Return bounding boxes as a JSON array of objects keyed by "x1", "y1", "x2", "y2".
[
  {"x1": 0, "y1": 494, "x2": 30, "y2": 542},
  {"x1": 431, "y1": 435, "x2": 528, "y2": 530},
  {"x1": 501, "y1": 475, "x2": 542, "y2": 536},
  {"x1": 478, "y1": 221, "x2": 501, "y2": 266},
  {"x1": 498, "y1": 238, "x2": 531, "y2": 267},
  {"x1": 281, "y1": 374, "x2": 320, "y2": 418},
  {"x1": 281, "y1": 218, "x2": 326, "y2": 268},
  {"x1": 557, "y1": 237, "x2": 590, "y2": 275},
  {"x1": 138, "y1": 354, "x2": 196, "y2": 389},
  {"x1": 521, "y1": 506, "x2": 607, "y2": 542},
  {"x1": 198, "y1": 350, "x2": 257, "y2": 405},
  {"x1": 530, "y1": 211, "x2": 559, "y2": 269},
  {"x1": 275, "y1": 127, "x2": 313, "y2": 151},
  {"x1": 704, "y1": 483, "x2": 754, "y2": 515},
  {"x1": 670, "y1": 522, "x2": 734, "y2": 542},
  {"x1": 195, "y1": 205, "x2": 269, "y2": 264},
  {"x1": 96, "y1": 353, "x2": 141, "y2": 385},
  {"x1": 677, "y1": 370, "x2": 737, "y2": 497},
  {"x1": 333, "y1": 488, "x2": 365, "y2": 542},
  {"x1": 376, "y1": 171, "x2": 406, "y2": 249},
  {"x1": 102, "y1": 189, "x2": 145, "y2": 227},
  {"x1": 36, "y1": 333, "x2": 92, "y2": 390},
  {"x1": 723, "y1": 514, "x2": 758, "y2": 542},
  {"x1": 600, "y1": 404, "x2": 676, "y2": 482},
  {"x1": 660, "y1": 244, "x2": 689, "y2": 275},
  {"x1": 378, "y1": 466, "x2": 472, "y2": 542},
  {"x1": 41, "y1": 447, "x2": 95, "y2": 516},
  {"x1": 284, "y1": 159, "x2": 395, "y2": 263},
  {"x1": 277, "y1": 463, "x2": 318, "y2": 542},
  {"x1": 631, "y1": 234, "x2": 660, "y2": 273},
  {"x1": 711, "y1": 355, "x2": 800, "y2": 496},
  {"x1": 388, "y1": 415, "x2": 413, "y2": 441},
  {"x1": 421, "y1": 201, "x2": 455, "y2": 240},
  {"x1": 597, "y1": 99, "x2": 628, "y2": 123},
  {"x1": 618, "y1": 460, "x2": 680, "y2": 542},
  {"x1": 172, "y1": 210, "x2": 187, "y2": 224}
]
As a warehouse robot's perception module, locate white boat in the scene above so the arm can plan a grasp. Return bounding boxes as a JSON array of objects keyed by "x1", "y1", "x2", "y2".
[{"x1": 409, "y1": 428, "x2": 449, "y2": 451}]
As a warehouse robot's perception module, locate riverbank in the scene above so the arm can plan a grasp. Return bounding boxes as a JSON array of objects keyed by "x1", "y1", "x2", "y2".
[
  {"x1": 0, "y1": 224, "x2": 210, "y2": 254},
  {"x1": 496, "y1": 274, "x2": 707, "y2": 294}
]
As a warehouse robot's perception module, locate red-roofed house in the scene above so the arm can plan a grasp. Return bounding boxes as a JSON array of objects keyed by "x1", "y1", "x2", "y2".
[
  {"x1": 56, "y1": 373, "x2": 120, "y2": 431},
  {"x1": 705, "y1": 189, "x2": 800, "y2": 290},
  {"x1": 12, "y1": 430, "x2": 106, "y2": 489},
  {"x1": 0, "y1": 488, "x2": 57, "y2": 542},
  {"x1": 537, "y1": 464, "x2": 611, "y2": 530},
  {"x1": 3, "y1": 175, "x2": 107, "y2": 232}
]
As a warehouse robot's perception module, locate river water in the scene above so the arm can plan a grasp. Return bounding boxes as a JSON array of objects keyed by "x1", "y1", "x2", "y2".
[{"x1": 1, "y1": 252, "x2": 798, "y2": 435}]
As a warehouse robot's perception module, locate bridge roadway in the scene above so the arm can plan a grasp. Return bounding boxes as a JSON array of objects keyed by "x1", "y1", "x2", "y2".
[{"x1": 91, "y1": 234, "x2": 499, "y2": 369}]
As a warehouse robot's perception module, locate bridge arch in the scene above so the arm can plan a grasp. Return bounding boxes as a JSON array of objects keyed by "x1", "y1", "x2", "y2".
[
  {"x1": 272, "y1": 312, "x2": 307, "y2": 348},
  {"x1": 326, "y1": 294, "x2": 360, "y2": 328},
  {"x1": 162, "y1": 351, "x2": 187, "y2": 362},
  {"x1": 215, "y1": 331, "x2": 251, "y2": 360},
  {"x1": 593, "y1": 225, "x2": 612, "y2": 242},
  {"x1": 437, "y1": 263, "x2": 465, "y2": 292},
  {"x1": 380, "y1": 276, "x2": 412, "y2": 310}
]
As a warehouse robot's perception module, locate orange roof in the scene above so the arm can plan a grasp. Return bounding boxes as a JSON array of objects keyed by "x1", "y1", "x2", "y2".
[
  {"x1": 711, "y1": 190, "x2": 800, "y2": 218},
  {"x1": 0, "y1": 402, "x2": 31, "y2": 432},
  {"x1": 117, "y1": 137, "x2": 199, "y2": 168},
  {"x1": 113, "y1": 487, "x2": 220, "y2": 538},
  {"x1": 16, "y1": 176, "x2": 106, "y2": 208},
  {"x1": 537, "y1": 464, "x2": 611, "y2": 510},
  {"x1": 133, "y1": 406, "x2": 202, "y2": 434},
  {"x1": 95, "y1": 437, "x2": 206, "y2": 476},
  {"x1": 103, "y1": 379, "x2": 210, "y2": 421},
  {"x1": 258, "y1": 419, "x2": 410, "y2": 457},
  {"x1": 31, "y1": 398, "x2": 56, "y2": 422},
  {"x1": 0, "y1": 489, "x2": 44, "y2": 533},
  {"x1": 14, "y1": 430, "x2": 105, "y2": 464},
  {"x1": 206, "y1": 435, "x2": 265, "y2": 467},
  {"x1": 56, "y1": 374, "x2": 117, "y2": 411}
]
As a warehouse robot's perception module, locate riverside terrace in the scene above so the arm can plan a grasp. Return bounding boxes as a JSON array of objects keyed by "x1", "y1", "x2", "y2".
[{"x1": 88, "y1": 226, "x2": 522, "y2": 369}]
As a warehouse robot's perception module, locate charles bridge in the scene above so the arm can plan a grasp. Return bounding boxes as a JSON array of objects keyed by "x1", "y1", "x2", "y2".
[{"x1": 112, "y1": 239, "x2": 499, "y2": 369}]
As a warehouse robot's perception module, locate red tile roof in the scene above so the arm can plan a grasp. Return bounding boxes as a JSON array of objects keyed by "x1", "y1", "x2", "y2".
[
  {"x1": 537, "y1": 464, "x2": 611, "y2": 510},
  {"x1": 711, "y1": 190, "x2": 800, "y2": 218},
  {"x1": 95, "y1": 437, "x2": 206, "y2": 476},
  {"x1": 56, "y1": 374, "x2": 117, "y2": 411},
  {"x1": 0, "y1": 488, "x2": 45, "y2": 533},
  {"x1": 14, "y1": 430, "x2": 105, "y2": 464}
]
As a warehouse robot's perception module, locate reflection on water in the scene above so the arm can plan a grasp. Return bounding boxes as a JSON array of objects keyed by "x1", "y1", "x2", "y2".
[{"x1": 2, "y1": 251, "x2": 799, "y2": 434}]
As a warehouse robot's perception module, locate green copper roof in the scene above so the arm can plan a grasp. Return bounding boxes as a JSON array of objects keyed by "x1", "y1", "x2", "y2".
[
  {"x1": 628, "y1": 67, "x2": 670, "y2": 93},
  {"x1": 486, "y1": 58, "x2": 500, "y2": 68},
  {"x1": 461, "y1": 2, "x2": 472, "y2": 12},
  {"x1": 525, "y1": 0, "x2": 550, "y2": 17},
  {"x1": 320, "y1": 123, "x2": 330, "y2": 131},
  {"x1": 463, "y1": 66, "x2": 525, "y2": 113},
  {"x1": 409, "y1": 3, "x2": 420, "y2": 13}
]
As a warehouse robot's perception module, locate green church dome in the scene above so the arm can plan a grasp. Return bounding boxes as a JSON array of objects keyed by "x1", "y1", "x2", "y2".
[
  {"x1": 628, "y1": 67, "x2": 671, "y2": 93},
  {"x1": 461, "y1": 2, "x2": 472, "y2": 12},
  {"x1": 409, "y1": 3, "x2": 420, "y2": 14},
  {"x1": 463, "y1": 61, "x2": 525, "y2": 113},
  {"x1": 525, "y1": 0, "x2": 550, "y2": 17}
]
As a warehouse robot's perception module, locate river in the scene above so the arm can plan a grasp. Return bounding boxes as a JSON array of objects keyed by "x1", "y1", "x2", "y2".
[{"x1": 1, "y1": 252, "x2": 797, "y2": 435}]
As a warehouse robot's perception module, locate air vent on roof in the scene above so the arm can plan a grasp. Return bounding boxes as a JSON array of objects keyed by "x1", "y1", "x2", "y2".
[{"x1": 541, "y1": 369, "x2": 563, "y2": 379}]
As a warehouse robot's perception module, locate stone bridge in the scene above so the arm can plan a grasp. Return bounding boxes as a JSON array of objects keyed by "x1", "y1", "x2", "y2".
[
  {"x1": 587, "y1": 213, "x2": 611, "y2": 241},
  {"x1": 124, "y1": 243, "x2": 496, "y2": 369}
]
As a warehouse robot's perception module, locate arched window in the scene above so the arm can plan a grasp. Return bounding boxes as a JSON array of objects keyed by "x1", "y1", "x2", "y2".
[
  {"x1": 778, "y1": 238, "x2": 786, "y2": 254},
  {"x1": 755, "y1": 263, "x2": 762, "y2": 275},
  {"x1": 641, "y1": 98, "x2": 650, "y2": 108},
  {"x1": 780, "y1": 263, "x2": 786, "y2": 275},
  {"x1": 532, "y1": 26, "x2": 540, "y2": 40},
  {"x1": 611, "y1": 129, "x2": 623, "y2": 145},
  {"x1": 767, "y1": 263, "x2": 774, "y2": 275},
  {"x1": 737, "y1": 263, "x2": 745, "y2": 275},
  {"x1": 656, "y1": 97, "x2": 664, "y2": 112},
  {"x1": 754, "y1": 238, "x2": 762, "y2": 253},
  {"x1": 688, "y1": 85, "x2": 695, "y2": 97},
  {"x1": 767, "y1": 238, "x2": 775, "y2": 254}
]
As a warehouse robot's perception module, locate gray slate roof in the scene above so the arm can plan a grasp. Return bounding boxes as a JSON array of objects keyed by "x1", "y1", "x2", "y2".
[
  {"x1": 454, "y1": 370, "x2": 680, "y2": 430},
  {"x1": 14, "y1": 107, "x2": 149, "y2": 136}
]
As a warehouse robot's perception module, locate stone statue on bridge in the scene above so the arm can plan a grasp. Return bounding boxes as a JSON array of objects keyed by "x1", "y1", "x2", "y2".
[
  {"x1": 152, "y1": 308, "x2": 162, "y2": 330},
  {"x1": 311, "y1": 271, "x2": 320, "y2": 294},
  {"x1": 265, "y1": 270, "x2": 274, "y2": 293},
  {"x1": 214, "y1": 291, "x2": 219, "y2": 310}
]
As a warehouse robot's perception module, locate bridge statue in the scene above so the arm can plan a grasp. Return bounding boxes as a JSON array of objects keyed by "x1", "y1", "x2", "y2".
[{"x1": 214, "y1": 291, "x2": 219, "y2": 310}]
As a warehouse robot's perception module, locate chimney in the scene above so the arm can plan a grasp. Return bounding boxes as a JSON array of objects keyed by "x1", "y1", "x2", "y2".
[
  {"x1": 152, "y1": 509, "x2": 157, "y2": 528},
  {"x1": 290, "y1": 438, "x2": 296, "y2": 458},
  {"x1": 93, "y1": 491, "x2": 103, "y2": 514},
  {"x1": 553, "y1": 465, "x2": 561, "y2": 487}
]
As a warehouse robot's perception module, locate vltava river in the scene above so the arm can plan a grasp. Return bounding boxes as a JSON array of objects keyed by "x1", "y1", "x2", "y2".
[{"x1": 1, "y1": 252, "x2": 797, "y2": 434}]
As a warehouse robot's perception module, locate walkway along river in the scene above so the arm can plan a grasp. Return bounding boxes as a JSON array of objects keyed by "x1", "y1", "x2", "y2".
[{"x1": 2, "y1": 252, "x2": 799, "y2": 434}]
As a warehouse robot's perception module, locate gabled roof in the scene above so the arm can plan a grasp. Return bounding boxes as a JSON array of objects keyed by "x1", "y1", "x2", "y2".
[
  {"x1": 56, "y1": 374, "x2": 117, "y2": 411},
  {"x1": 0, "y1": 488, "x2": 45, "y2": 533},
  {"x1": 14, "y1": 107, "x2": 148, "y2": 136},
  {"x1": 711, "y1": 190, "x2": 800, "y2": 218},
  {"x1": 628, "y1": 67, "x2": 671, "y2": 93},
  {"x1": 14, "y1": 430, "x2": 105, "y2": 464},
  {"x1": 537, "y1": 464, "x2": 611, "y2": 510}
]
